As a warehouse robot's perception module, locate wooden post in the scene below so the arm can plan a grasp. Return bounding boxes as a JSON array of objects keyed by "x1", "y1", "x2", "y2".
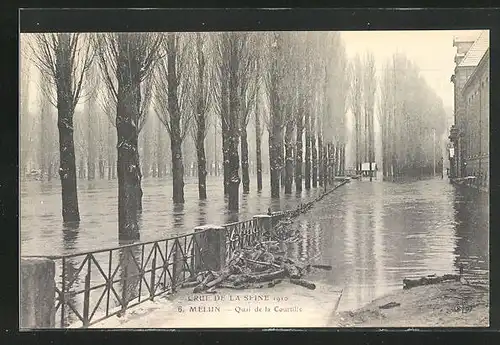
[
  {"x1": 20, "y1": 258, "x2": 56, "y2": 329},
  {"x1": 121, "y1": 250, "x2": 129, "y2": 313}
]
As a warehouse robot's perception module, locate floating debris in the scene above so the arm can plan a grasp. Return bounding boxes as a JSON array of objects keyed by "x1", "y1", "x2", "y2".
[{"x1": 185, "y1": 241, "x2": 320, "y2": 293}]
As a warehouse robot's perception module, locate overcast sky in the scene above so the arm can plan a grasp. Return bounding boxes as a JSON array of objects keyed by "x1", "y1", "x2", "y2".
[{"x1": 341, "y1": 30, "x2": 484, "y2": 112}]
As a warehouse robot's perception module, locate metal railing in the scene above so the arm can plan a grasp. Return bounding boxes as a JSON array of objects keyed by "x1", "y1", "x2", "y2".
[
  {"x1": 23, "y1": 180, "x2": 348, "y2": 328},
  {"x1": 223, "y1": 218, "x2": 260, "y2": 262},
  {"x1": 39, "y1": 232, "x2": 212, "y2": 328},
  {"x1": 32, "y1": 214, "x2": 280, "y2": 328}
]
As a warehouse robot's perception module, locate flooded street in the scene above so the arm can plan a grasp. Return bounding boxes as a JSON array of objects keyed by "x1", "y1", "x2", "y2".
[
  {"x1": 20, "y1": 175, "x2": 489, "y2": 324},
  {"x1": 284, "y1": 177, "x2": 489, "y2": 312},
  {"x1": 20, "y1": 175, "x2": 324, "y2": 256}
]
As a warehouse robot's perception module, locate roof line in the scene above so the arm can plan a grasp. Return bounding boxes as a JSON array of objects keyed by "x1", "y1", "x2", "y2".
[
  {"x1": 458, "y1": 30, "x2": 489, "y2": 68},
  {"x1": 461, "y1": 47, "x2": 489, "y2": 94}
]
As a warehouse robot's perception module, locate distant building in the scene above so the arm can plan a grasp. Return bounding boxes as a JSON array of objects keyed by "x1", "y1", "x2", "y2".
[
  {"x1": 449, "y1": 31, "x2": 489, "y2": 188},
  {"x1": 360, "y1": 162, "x2": 377, "y2": 177}
]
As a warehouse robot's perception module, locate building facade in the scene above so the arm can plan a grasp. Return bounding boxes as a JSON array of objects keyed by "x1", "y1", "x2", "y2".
[
  {"x1": 449, "y1": 31, "x2": 489, "y2": 189},
  {"x1": 462, "y1": 48, "x2": 489, "y2": 187}
]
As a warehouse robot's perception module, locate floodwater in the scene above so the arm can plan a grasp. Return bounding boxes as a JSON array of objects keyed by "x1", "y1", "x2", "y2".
[
  {"x1": 20, "y1": 175, "x2": 323, "y2": 256},
  {"x1": 283, "y1": 177, "x2": 489, "y2": 312},
  {"x1": 20, "y1": 174, "x2": 489, "y2": 326}
]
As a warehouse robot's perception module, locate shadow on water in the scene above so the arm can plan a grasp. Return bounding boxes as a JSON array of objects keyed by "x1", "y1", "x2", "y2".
[
  {"x1": 452, "y1": 187, "x2": 489, "y2": 279},
  {"x1": 61, "y1": 221, "x2": 80, "y2": 326},
  {"x1": 197, "y1": 199, "x2": 208, "y2": 226},
  {"x1": 172, "y1": 203, "x2": 185, "y2": 234}
]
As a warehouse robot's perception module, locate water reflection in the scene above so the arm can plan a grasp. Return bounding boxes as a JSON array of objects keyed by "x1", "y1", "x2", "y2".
[
  {"x1": 197, "y1": 200, "x2": 208, "y2": 226},
  {"x1": 61, "y1": 221, "x2": 80, "y2": 326},
  {"x1": 286, "y1": 178, "x2": 488, "y2": 311},
  {"x1": 21, "y1": 176, "x2": 489, "y2": 315},
  {"x1": 172, "y1": 203, "x2": 184, "y2": 234},
  {"x1": 452, "y1": 187, "x2": 489, "y2": 279},
  {"x1": 371, "y1": 184, "x2": 386, "y2": 299}
]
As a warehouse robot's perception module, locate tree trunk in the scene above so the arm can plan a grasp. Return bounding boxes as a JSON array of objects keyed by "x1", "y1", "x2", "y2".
[
  {"x1": 341, "y1": 144, "x2": 346, "y2": 176},
  {"x1": 369, "y1": 109, "x2": 374, "y2": 182},
  {"x1": 99, "y1": 154, "x2": 105, "y2": 179},
  {"x1": 241, "y1": 127, "x2": 250, "y2": 194},
  {"x1": 323, "y1": 144, "x2": 328, "y2": 189},
  {"x1": 87, "y1": 101, "x2": 96, "y2": 181},
  {"x1": 48, "y1": 161, "x2": 53, "y2": 181},
  {"x1": 295, "y1": 109, "x2": 304, "y2": 192},
  {"x1": 304, "y1": 110, "x2": 311, "y2": 190},
  {"x1": 269, "y1": 127, "x2": 282, "y2": 198},
  {"x1": 227, "y1": 34, "x2": 240, "y2": 211},
  {"x1": 284, "y1": 118, "x2": 294, "y2": 194},
  {"x1": 280, "y1": 141, "x2": 286, "y2": 188},
  {"x1": 255, "y1": 98, "x2": 263, "y2": 192},
  {"x1": 318, "y1": 133, "x2": 323, "y2": 187},
  {"x1": 40, "y1": 99, "x2": 49, "y2": 182},
  {"x1": 165, "y1": 35, "x2": 186, "y2": 204},
  {"x1": 142, "y1": 122, "x2": 151, "y2": 179},
  {"x1": 355, "y1": 112, "x2": 360, "y2": 174},
  {"x1": 335, "y1": 142, "x2": 340, "y2": 176},
  {"x1": 195, "y1": 35, "x2": 208, "y2": 200},
  {"x1": 79, "y1": 158, "x2": 85, "y2": 179},
  {"x1": 195, "y1": 109, "x2": 207, "y2": 200},
  {"x1": 327, "y1": 143, "x2": 333, "y2": 185},
  {"x1": 311, "y1": 118, "x2": 317, "y2": 188},
  {"x1": 171, "y1": 140, "x2": 185, "y2": 203},
  {"x1": 221, "y1": 75, "x2": 230, "y2": 195},
  {"x1": 196, "y1": 139, "x2": 207, "y2": 199},
  {"x1": 157, "y1": 121, "x2": 164, "y2": 178},
  {"x1": 115, "y1": 43, "x2": 143, "y2": 240},
  {"x1": 57, "y1": 98, "x2": 80, "y2": 222}
]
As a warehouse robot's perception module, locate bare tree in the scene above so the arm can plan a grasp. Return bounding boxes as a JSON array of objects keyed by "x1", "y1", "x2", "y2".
[
  {"x1": 349, "y1": 54, "x2": 364, "y2": 175},
  {"x1": 213, "y1": 33, "x2": 231, "y2": 195},
  {"x1": 213, "y1": 32, "x2": 250, "y2": 209},
  {"x1": 39, "y1": 78, "x2": 52, "y2": 181},
  {"x1": 190, "y1": 32, "x2": 212, "y2": 199},
  {"x1": 226, "y1": 32, "x2": 249, "y2": 210},
  {"x1": 29, "y1": 33, "x2": 94, "y2": 222},
  {"x1": 20, "y1": 41, "x2": 36, "y2": 177},
  {"x1": 239, "y1": 34, "x2": 259, "y2": 195},
  {"x1": 153, "y1": 32, "x2": 193, "y2": 204},
  {"x1": 254, "y1": 57, "x2": 264, "y2": 192},
  {"x1": 95, "y1": 32, "x2": 161, "y2": 239},
  {"x1": 83, "y1": 63, "x2": 101, "y2": 180},
  {"x1": 264, "y1": 32, "x2": 294, "y2": 198},
  {"x1": 362, "y1": 52, "x2": 377, "y2": 181}
]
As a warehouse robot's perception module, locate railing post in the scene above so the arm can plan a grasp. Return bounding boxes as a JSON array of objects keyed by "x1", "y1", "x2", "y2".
[
  {"x1": 150, "y1": 244, "x2": 157, "y2": 300},
  {"x1": 82, "y1": 256, "x2": 91, "y2": 327},
  {"x1": 61, "y1": 257, "x2": 65, "y2": 328},
  {"x1": 121, "y1": 250, "x2": 129, "y2": 314},
  {"x1": 193, "y1": 225, "x2": 226, "y2": 272},
  {"x1": 253, "y1": 215, "x2": 273, "y2": 239},
  {"x1": 172, "y1": 240, "x2": 184, "y2": 292},
  {"x1": 106, "y1": 251, "x2": 112, "y2": 316},
  {"x1": 20, "y1": 257, "x2": 56, "y2": 329}
]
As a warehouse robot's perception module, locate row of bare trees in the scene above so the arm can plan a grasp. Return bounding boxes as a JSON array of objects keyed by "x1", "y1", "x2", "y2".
[
  {"x1": 349, "y1": 52, "x2": 377, "y2": 180},
  {"x1": 24, "y1": 31, "x2": 351, "y2": 240},
  {"x1": 265, "y1": 32, "x2": 350, "y2": 198},
  {"x1": 378, "y1": 53, "x2": 447, "y2": 179}
]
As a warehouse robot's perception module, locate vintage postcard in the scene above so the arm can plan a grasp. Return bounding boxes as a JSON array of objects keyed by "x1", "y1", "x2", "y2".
[{"x1": 19, "y1": 9, "x2": 489, "y2": 329}]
